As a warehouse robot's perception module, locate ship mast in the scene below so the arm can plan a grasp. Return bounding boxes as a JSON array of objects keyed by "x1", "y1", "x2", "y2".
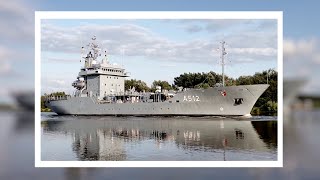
[
  {"x1": 82, "y1": 36, "x2": 101, "y2": 68},
  {"x1": 219, "y1": 41, "x2": 227, "y2": 87},
  {"x1": 91, "y1": 36, "x2": 100, "y2": 60}
]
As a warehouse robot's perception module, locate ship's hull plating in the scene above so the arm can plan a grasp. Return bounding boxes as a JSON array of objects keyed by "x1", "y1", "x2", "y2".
[
  {"x1": 46, "y1": 84, "x2": 269, "y2": 116},
  {"x1": 283, "y1": 79, "x2": 305, "y2": 107}
]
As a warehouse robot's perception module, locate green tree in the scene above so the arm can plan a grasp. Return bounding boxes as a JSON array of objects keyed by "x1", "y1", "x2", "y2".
[
  {"x1": 151, "y1": 80, "x2": 173, "y2": 91},
  {"x1": 41, "y1": 91, "x2": 67, "y2": 112},
  {"x1": 125, "y1": 79, "x2": 150, "y2": 92},
  {"x1": 173, "y1": 71, "x2": 234, "y2": 88},
  {"x1": 235, "y1": 69, "x2": 278, "y2": 114}
]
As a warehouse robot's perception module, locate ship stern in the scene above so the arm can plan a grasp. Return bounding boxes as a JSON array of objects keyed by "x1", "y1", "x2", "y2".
[{"x1": 45, "y1": 100, "x2": 70, "y2": 115}]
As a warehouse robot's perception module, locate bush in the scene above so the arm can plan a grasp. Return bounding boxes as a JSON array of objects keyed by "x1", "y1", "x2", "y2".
[{"x1": 261, "y1": 101, "x2": 277, "y2": 112}]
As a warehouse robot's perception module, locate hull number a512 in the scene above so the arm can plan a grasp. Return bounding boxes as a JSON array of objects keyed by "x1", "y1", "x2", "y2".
[{"x1": 183, "y1": 95, "x2": 200, "y2": 102}]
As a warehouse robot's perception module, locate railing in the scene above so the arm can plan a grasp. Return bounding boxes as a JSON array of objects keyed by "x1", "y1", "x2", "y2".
[{"x1": 45, "y1": 95, "x2": 71, "y2": 101}]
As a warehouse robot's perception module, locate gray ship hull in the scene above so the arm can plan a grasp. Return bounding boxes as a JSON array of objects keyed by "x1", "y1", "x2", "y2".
[
  {"x1": 283, "y1": 79, "x2": 305, "y2": 107},
  {"x1": 13, "y1": 91, "x2": 35, "y2": 110},
  {"x1": 46, "y1": 84, "x2": 269, "y2": 116}
]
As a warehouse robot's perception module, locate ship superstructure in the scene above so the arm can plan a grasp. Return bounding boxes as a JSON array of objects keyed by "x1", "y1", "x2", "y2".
[
  {"x1": 72, "y1": 36, "x2": 128, "y2": 99},
  {"x1": 45, "y1": 37, "x2": 270, "y2": 116}
]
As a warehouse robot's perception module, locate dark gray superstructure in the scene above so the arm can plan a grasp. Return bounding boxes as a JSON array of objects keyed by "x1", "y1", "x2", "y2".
[{"x1": 45, "y1": 37, "x2": 269, "y2": 116}]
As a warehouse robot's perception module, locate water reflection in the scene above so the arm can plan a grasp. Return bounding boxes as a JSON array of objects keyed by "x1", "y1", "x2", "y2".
[
  {"x1": 41, "y1": 115, "x2": 277, "y2": 161},
  {"x1": 251, "y1": 121, "x2": 277, "y2": 149},
  {"x1": 2, "y1": 109, "x2": 320, "y2": 179}
]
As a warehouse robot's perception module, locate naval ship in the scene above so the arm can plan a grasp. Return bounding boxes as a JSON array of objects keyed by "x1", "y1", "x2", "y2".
[{"x1": 45, "y1": 37, "x2": 269, "y2": 116}]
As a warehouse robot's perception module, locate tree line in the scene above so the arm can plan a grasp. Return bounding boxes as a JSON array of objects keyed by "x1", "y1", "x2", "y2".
[
  {"x1": 126, "y1": 70, "x2": 276, "y2": 97},
  {"x1": 41, "y1": 92, "x2": 66, "y2": 112}
]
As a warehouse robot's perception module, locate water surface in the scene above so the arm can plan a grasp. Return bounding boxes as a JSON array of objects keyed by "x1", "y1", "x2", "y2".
[
  {"x1": 1, "y1": 110, "x2": 320, "y2": 179},
  {"x1": 41, "y1": 113, "x2": 277, "y2": 161}
]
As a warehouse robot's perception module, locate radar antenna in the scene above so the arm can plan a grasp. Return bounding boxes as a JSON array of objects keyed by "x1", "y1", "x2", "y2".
[
  {"x1": 90, "y1": 35, "x2": 100, "y2": 60},
  {"x1": 80, "y1": 36, "x2": 101, "y2": 68}
]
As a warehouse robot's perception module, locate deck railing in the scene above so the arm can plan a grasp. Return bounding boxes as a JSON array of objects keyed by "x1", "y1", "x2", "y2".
[{"x1": 45, "y1": 95, "x2": 71, "y2": 101}]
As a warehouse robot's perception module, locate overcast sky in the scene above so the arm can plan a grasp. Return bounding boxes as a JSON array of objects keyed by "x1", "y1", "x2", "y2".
[
  {"x1": 1, "y1": 0, "x2": 320, "y2": 103},
  {"x1": 41, "y1": 19, "x2": 277, "y2": 94}
]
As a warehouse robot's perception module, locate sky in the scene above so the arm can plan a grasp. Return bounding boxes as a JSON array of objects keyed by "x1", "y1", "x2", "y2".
[
  {"x1": 1, "y1": 0, "x2": 320, "y2": 103},
  {"x1": 41, "y1": 18, "x2": 277, "y2": 94}
]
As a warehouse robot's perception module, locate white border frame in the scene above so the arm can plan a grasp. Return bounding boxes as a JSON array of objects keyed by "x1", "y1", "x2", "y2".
[{"x1": 35, "y1": 11, "x2": 283, "y2": 167}]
